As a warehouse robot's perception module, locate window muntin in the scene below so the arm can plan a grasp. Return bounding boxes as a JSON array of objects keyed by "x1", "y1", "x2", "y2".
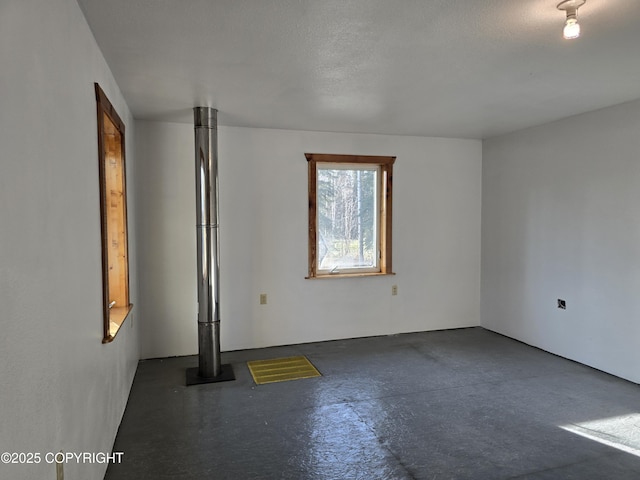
[{"x1": 306, "y1": 153, "x2": 395, "y2": 279}]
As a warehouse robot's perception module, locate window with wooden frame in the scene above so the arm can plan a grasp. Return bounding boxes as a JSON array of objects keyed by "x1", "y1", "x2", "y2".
[
  {"x1": 306, "y1": 153, "x2": 395, "y2": 278},
  {"x1": 95, "y1": 83, "x2": 132, "y2": 343}
]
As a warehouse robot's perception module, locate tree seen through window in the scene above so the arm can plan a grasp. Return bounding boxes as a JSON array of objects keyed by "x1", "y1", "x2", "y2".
[{"x1": 317, "y1": 165, "x2": 378, "y2": 271}]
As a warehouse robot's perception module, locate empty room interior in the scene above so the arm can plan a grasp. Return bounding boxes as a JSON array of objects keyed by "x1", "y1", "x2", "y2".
[{"x1": 3, "y1": 0, "x2": 640, "y2": 479}]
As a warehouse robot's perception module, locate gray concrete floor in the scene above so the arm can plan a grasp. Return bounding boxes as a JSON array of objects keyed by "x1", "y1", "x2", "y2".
[{"x1": 105, "y1": 327, "x2": 640, "y2": 479}]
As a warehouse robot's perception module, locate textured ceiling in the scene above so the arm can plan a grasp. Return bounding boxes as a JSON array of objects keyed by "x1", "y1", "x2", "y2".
[{"x1": 77, "y1": 0, "x2": 640, "y2": 139}]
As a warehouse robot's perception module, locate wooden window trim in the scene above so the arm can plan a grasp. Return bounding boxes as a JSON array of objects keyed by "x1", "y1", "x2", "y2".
[
  {"x1": 305, "y1": 153, "x2": 395, "y2": 279},
  {"x1": 95, "y1": 83, "x2": 132, "y2": 343}
]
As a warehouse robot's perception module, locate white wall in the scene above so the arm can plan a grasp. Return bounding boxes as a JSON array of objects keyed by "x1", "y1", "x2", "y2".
[
  {"x1": 0, "y1": 1, "x2": 139, "y2": 479},
  {"x1": 136, "y1": 123, "x2": 481, "y2": 358},
  {"x1": 482, "y1": 99, "x2": 640, "y2": 384}
]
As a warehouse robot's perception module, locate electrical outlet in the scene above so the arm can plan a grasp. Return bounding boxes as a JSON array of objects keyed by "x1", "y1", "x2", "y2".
[
  {"x1": 259, "y1": 293, "x2": 267, "y2": 305},
  {"x1": 557, "y1": 298, "x2": 566, "y2": 310},
  {"x1": 391, "y1": 285, "x2": 398, "y2": 296}
]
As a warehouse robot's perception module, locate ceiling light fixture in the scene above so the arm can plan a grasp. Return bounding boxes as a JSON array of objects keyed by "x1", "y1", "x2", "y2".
[{"x1": 557, "y1": 0, "x2": 586, "y2": 40}]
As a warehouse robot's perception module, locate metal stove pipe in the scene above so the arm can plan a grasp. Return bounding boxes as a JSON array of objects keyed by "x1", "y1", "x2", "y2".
[{"x1": 187, "y1": 107, "x2": 234, "y2": 384}]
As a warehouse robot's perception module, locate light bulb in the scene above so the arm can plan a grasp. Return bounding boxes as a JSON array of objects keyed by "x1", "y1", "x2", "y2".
[{"x1": 563, "y1": 17, "x2": 580, "y2": 39}]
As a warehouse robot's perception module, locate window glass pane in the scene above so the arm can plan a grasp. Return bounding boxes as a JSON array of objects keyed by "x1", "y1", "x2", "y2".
[{"x1": 317, "y1": 165, "x2": 378, "y2": 272}]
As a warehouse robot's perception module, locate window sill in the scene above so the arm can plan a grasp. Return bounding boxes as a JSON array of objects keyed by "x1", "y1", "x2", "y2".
[
  {"x1": 306, "y1": 272, "x2": 396, "y2": 280},
  {"x1": 103, "y1": 304, "x2": 133, "y2": 344}
]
